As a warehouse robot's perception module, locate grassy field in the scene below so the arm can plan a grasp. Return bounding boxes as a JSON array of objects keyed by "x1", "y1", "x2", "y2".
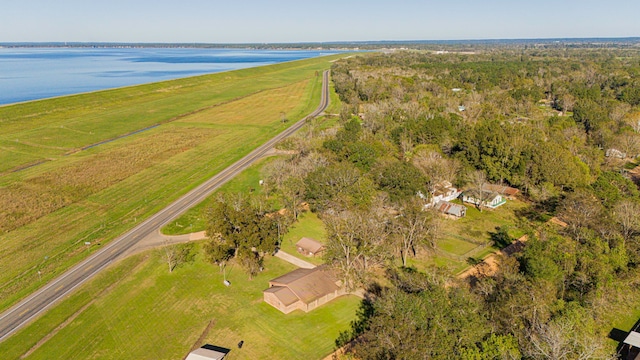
[
  {"x1": 440, "y1": 199, "x2": 528, "y2": 247},
  {"x1": 0, "y1": 54, "x2": 346, "y2": 312},
  {"x1": 1, "y1": 244, "x2": 360, "y2": 360},
  {"x1": 409, "y1": 199, "x2": 529, "y2": 275}
]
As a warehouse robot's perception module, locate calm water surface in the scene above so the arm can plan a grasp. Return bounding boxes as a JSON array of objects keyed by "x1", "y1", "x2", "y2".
[{"x1": 0, "y1": 48, "x2": 337, "y2": 105}]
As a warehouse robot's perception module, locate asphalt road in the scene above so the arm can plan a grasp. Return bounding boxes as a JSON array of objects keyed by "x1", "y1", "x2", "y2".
[{"x1": 0, "y1": 70, "x2": 331, "y2": 343}]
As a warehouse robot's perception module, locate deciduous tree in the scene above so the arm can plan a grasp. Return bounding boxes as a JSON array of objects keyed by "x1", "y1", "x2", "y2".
[{"x1": 392, "y1": 198, "x2": 440, "y2": 266}]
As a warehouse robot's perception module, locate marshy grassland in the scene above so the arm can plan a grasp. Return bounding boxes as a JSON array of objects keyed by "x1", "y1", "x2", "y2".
[{"x1": 0, "y1": 54, "x2": 344, "y2": 312}]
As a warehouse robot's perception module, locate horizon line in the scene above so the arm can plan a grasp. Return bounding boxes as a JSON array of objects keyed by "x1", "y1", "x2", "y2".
[{"x1": 2, "y1": 36, "x2": 640, "y2": 47}]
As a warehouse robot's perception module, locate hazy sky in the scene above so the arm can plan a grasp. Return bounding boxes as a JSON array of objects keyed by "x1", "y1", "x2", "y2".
[{"x1": 1, "y1": 0, "x2": 638, "y2": 43}]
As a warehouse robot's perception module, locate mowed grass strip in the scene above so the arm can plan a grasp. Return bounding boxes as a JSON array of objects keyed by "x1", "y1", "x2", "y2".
[
  {"x1": 0, "y1": 58, "x2": 335, "y2": 311},
  {"x1": 2, "y1": 246, "x2": 359, "y2": 360}
]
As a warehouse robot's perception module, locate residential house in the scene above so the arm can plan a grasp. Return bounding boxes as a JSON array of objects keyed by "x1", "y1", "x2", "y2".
[
  {"x1": 461, "y1": 189, "x2": 506, "y2": 209},
  {"x1": 263, "y1": 266, "x2": 345, "y2": 314},
  {"x1": 427, "y1": 181, "x2": 461, "y2": 207},
  {"x1": 295, "y1": 237, "x2": 325, "y2": 257},
  {"x1": 482, "y1": 183, "x2": 520, "y2": 200},
  {"x1": 435, "y1": 201, "x2": 466, "y2": 218}
]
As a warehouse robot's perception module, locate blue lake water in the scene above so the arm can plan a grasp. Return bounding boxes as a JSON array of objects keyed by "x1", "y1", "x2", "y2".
[{"x1": 0, "y1": 48, "x2": 338, "y2": 105}]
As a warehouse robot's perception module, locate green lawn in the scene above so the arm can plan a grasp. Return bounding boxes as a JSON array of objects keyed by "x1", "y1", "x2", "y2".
[
  {"x1": 408, "y1": 199, "x2": 529, "y2": 275},
  {"x1": 2, "y1": 244, "x2": 360, "y2": 360},
  {"x1": 279, "y1": 212, "x2": 328, "y2": 266},
  {"x1": 0, "y1": 54, "x2": 349, "y2": 313},
  {"x1": 438, "y1": 236, "x2": 479, "y2": 256},
  {"x1": 0, "y1": 55, "x2": 344, "y2": 174},
  {"x1": 442, "y1": 199, "x2": 528, "y2": 245}
]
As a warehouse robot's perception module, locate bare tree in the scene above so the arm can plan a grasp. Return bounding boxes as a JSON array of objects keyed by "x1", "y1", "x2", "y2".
[
  {"x1": 527, "y1": 319, "x2": 573, "y2": 360},
  {"x1": 468, "y1": 170, "x2": 489, "y2": 212},
  {"x1": 162, "y1": 239, "x2": 195, "y2": 273},
  {"x1": 625, "y1": 111, "x2": 640, "y2": 133},
  {"x1": 613, "y1": 200, "x2": 640, "y2": 242},
  {"x1": 610, "y1": 102, "x2": 631, "y2": 124},
  {"x1": 617, "y1": 132, "x2": 640, "y2": 158},
  {"x1": 412, "y1": 149, "x2": 460, "y2": 188},
  {"x1": 557, "y1": 190, "x2": 603, "y2": 240},
  {"x1": 525, "y1": 317, "x2": 614, "y2": 360},
  {"x1": 392, "y1": 198, "x2": 440, "y2": 266},
  {"x1": 323, "y1": 209, "x2": 390, "y2": 290}
]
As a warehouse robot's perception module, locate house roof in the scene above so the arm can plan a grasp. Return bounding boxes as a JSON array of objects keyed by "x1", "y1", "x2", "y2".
[
  {"x1": 435, "y1": 201, "x2": 465, "y2": 216},
  {"x1": 433, "y1": 182, "x2": 457, "y2": 197},
  {"x1": 268, "y1": 267, "x2": 339, "y2": 305},
  {"x1": 264, "y1": 286, "x2": 299, "y2": 306},
  {"x1": 463, "y1": 189, "x2": 501, "y2": 202},
  {"x1": 625, "y1": 331, "x2": 640, "y2": 348},
  {"x1": 186, "y1": 345, "x2": 230, "y2": 360},
  {"x1": 295, "y1": 237, "x2": 324, "y2": 254},
  {"x1": 482, "y1": 183, "x2": 519, "y2": 197}
]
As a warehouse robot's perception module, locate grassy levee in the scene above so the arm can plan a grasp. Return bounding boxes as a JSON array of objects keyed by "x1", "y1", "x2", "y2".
[
  {"x1": 0, "y1": 54, "x2": 346, "y2": 313},
  {"x1": 1, "y1": 245, "x2": 360, "y2": 359},
  {"x1": 0, "y1": 56, "x2": 339, "y2": 173}
]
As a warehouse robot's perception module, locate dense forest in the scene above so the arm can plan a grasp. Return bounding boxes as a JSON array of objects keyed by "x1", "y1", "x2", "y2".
[{"x1": 205, "y1": 48, "x2": 640, "y2": 359}]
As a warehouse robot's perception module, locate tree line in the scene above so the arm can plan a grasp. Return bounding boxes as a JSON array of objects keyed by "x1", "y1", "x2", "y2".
[{"x1": 202, "y1": 48, "x2": 640, "y2": 358}]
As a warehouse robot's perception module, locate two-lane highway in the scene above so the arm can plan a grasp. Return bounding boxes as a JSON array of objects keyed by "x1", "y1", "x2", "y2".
[{"x1": 0, "y1": 70, "x2": 331, "y2": 342}]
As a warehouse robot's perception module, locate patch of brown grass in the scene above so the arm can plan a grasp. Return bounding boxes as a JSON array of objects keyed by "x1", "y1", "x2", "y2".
[
  {"x1": 0, "y1": 127, "x2": 212, "y2": 233},
  {"x1": 182, "y1": 80, "x2": 310, "y2": 126}
]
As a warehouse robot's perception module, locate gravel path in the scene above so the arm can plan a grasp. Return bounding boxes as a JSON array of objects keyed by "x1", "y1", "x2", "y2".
[{"x1": 273, "y1": 249, "x2": 316, "y2": 269}]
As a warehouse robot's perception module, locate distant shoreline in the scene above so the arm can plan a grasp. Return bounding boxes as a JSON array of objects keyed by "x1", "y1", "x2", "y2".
[{"x1": 1, "y1": 37, "x2": 639, "y2": 50}]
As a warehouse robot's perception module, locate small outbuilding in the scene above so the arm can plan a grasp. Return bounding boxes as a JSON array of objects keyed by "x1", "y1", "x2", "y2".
[
  {"x1": 435, "y1": 201, "x2": 466, "y2": 218},
  {"x1": 185, "y1": 345, "x2": 230, "y2": 360},
  {"x1": 263, "y1": 266, "x2": 345, "y2": 314},
  {"x1": 295, "y1": 237, "x2": 325, "y2": 257}
]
